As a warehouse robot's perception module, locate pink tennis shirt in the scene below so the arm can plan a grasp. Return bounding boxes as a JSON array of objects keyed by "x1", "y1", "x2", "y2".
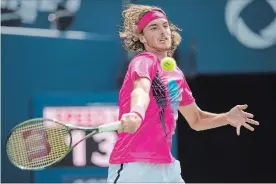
[{"x1": 109, "y1": 52, "x2": 195, "y2": 164}]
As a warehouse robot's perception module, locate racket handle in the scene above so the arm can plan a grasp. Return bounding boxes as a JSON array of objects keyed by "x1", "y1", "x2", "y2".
[{"x1": 98, "y1": 121, "x2": 121, "y2": 133}]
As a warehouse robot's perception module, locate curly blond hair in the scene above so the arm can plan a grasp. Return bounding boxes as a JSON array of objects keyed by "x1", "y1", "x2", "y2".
[{"x1": 119, "y1": 4, "x2": 182, "y2": 57}]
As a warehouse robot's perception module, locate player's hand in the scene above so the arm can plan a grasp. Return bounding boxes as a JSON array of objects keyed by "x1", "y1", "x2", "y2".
[
  {"x1": 226, "y1": 104, "x2": 259, "y2": 136},
  {"x1": 119, "y1": 112, "x2": 142, "y2": 133}
]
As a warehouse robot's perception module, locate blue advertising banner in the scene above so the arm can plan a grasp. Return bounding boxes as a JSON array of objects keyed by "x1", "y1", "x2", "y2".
[{"x1": 2, "y1": 0, "x2": 275, "y2": 75}]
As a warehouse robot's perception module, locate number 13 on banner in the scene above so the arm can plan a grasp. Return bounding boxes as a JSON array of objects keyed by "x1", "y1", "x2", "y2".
[
  {"x1": 43, "y1": 105, "x2": 119, "y2": 167},
  {"x1": 70, "y1": 130, "x2": 117, "y2": 167}
]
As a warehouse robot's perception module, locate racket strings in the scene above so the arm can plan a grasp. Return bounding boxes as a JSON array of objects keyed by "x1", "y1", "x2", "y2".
[{"x1": 6, "y1": 120, "x2": 70, "y2": 169}]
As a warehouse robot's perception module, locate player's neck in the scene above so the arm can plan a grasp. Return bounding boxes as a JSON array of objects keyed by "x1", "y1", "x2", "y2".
[{"x1": 145, "y1": 48, "x2": 167, "y2": 60}]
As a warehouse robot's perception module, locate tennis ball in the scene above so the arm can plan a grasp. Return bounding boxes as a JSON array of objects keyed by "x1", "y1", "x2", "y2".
[{"x1": 161, "y1": 57, "x2": 176, "y2": 72}]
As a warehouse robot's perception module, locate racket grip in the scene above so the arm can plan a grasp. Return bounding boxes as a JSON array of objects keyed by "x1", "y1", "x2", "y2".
[{"x1": 98, "y1": 121, "x2": 121, "y2": 133}]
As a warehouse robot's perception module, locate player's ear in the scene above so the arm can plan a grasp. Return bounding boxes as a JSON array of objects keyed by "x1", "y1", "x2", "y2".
[{"x1": 139, "y1": 35, "x2": 146, "y2": 44}]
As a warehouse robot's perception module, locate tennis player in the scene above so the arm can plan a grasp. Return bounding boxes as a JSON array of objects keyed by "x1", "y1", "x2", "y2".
[{"x1": 107, "y1": 4, "x2": 259, "y2": 183}]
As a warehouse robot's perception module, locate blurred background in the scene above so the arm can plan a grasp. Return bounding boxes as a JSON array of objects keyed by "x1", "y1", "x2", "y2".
[{"x1": 1, "y1": 0, "x2": 276, "y2": 183}]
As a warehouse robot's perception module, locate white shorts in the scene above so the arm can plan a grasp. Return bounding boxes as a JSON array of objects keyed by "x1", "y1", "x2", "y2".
[{"x1": 107, "y1": 160, "x2": 185, "y2": 183}]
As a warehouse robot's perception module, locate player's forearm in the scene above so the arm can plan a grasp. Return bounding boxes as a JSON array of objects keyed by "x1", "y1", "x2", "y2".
[
  {"x1": 130, "y1": 88, "x2": 150, "y2": 110},
  {"x1": 118, "y1": 88, "x2": 149, "y2": 133},
  {"x1": 192, "y1": 111, "x2": 229, "y2": 131}
]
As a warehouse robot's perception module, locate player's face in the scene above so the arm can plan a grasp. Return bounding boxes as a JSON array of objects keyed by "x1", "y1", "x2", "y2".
[{"x1": 141, "y1": 18, "x2": 172, "y2": 52}]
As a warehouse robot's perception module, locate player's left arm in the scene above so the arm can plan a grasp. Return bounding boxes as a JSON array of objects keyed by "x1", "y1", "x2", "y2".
[
  {"x1": 179, "y1": 103, "x2": 228, "y2": 131},
  {"x1": 178, "y1": 78, "x2": 259, "y2": 135}
]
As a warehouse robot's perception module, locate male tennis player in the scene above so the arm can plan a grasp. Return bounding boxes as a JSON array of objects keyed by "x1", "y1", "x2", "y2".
[{"x1": 107, "y1": 4, "x2": 259, "y2": 183}]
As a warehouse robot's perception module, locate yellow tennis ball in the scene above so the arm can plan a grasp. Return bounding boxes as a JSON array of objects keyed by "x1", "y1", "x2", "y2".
[{"x1": 161, "y1": 57, "x2": 176, "y2": 72}]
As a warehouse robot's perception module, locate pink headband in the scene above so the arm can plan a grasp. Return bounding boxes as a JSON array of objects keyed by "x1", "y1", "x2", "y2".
[{"x1": 137, "y1": 9, "x2": 167, "y2": 33}]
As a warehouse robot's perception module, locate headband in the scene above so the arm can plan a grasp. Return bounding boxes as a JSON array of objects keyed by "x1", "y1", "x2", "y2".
[{"x1": 137, "y1": 9, "x2": 168, "y2": 33}]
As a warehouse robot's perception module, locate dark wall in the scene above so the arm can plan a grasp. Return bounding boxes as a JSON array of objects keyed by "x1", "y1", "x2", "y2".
[{"x1": 178, "y1": 73, "x2": 276, "y2": 182}]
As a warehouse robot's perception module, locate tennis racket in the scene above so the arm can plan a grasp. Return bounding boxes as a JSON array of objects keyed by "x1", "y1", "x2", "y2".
[{"x1": 5, "y1": 118, "x2": 121, "y2": 171}]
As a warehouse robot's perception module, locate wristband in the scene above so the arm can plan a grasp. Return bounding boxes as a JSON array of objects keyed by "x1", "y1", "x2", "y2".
[{"x1": 130, "y1": 105, "x2": 146, "y2": 121}]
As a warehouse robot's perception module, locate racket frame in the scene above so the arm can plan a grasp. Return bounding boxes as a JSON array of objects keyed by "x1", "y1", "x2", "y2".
[
  {"x1": 6, "y1": 118, "x2": 119, "y2": 170},
  {"x1": 5, "y1": 118, "x2": 75, "y2": 171}
]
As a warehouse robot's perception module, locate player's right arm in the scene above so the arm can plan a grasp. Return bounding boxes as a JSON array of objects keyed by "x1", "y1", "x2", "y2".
[
  {"x1": 119, "y1": 55, "x2": 156, "y2": 133},
  {"x1": 120, "y1": 77, "x2": 151, "y2": 133},
  {"x1": 131, "y1": 78, "x2": 151, "y2": 113}
]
